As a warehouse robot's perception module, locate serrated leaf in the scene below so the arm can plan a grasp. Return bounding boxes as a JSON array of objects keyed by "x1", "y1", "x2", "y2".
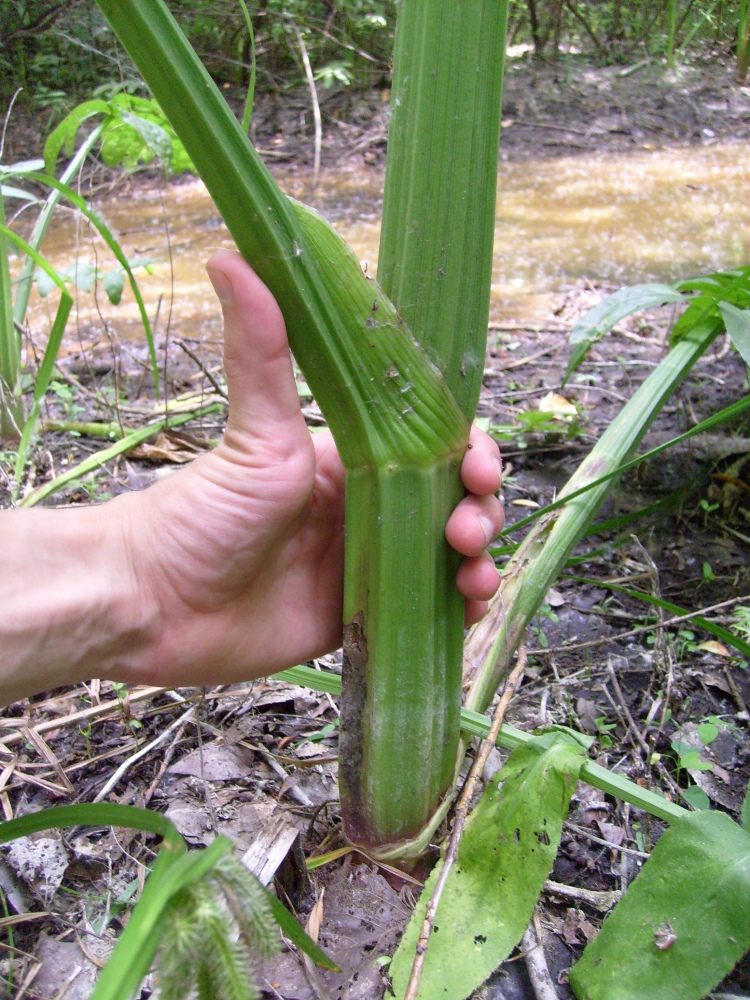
[
  {"x1": 102, "y1": 267, "x2": 125, "y2": 304},
  {"x1": 564, "y1": 284, "x2": 684, "y2": 381},
  {"x1": 719, "y1": 301, "x2": 750, "y2": 367},
  {"x1": 43, "y1": 101, "x2": 110, "y2": 174},
  {"x1": 389, "y1": 733, "x2": 587, "y2": 1000},
  {"x1": 569, "y1": 812, "x2": 750, "y2": 1000}
]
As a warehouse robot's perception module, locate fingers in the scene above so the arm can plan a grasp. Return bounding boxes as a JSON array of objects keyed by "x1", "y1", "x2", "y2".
[
  {"x1": 465, "y1": 599, "x2": 490, "y2": 628},
  {"x1": 446, "y1": 492, "x2": 504, "y2": 557},
  {"x1": 461, "y1": 425, "x2": 502, "y2": 496},
  {"x1": 207, "y1": 250, "x2": 305, "y2": 450},
  {"x1": 451, "y1": 424, "x2": 505, "y2": 624}
]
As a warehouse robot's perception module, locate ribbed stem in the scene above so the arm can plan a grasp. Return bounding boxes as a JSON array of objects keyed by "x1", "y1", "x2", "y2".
[
  {"x1": 379, "y1": 0, "x2": 508, "y2": 417},
  {"x1": 338, "y1": 0, "x2": 508, "y2": 854},
  {"x1": 95, "y1": 0, "x2": 465, "y2": 471},
  {"x1": 340, "y1": 456, "x2": 465, "y2": 854}
]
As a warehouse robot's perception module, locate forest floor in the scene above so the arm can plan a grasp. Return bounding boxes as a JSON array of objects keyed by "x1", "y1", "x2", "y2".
[{"x1": 1, "y1": 55, "x2": 749, "y2": 999}]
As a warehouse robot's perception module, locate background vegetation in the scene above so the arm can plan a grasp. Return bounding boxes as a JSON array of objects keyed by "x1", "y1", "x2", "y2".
[{"x1": 2, "y1": 0, "x2": 749, "y2": 119}]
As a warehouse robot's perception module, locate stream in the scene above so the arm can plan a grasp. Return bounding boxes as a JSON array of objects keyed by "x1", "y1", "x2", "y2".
[{"x1": 15, "y1": 140, "x2": 750, "y2": 349}]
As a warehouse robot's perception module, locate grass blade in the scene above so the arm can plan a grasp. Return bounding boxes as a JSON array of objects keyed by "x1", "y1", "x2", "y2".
[{"x1": 23, "y1": 171, "x2": 158, "y2": 392}]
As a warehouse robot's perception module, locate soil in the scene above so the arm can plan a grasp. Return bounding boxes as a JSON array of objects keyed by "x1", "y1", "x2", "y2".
[{"x1": 1, "y1": 55, "x2": 750, "y2": 1000}]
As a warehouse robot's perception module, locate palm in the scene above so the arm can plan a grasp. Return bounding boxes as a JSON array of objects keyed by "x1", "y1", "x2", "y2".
[{"x1": 124, "y1": 252, "x2": 503, "y2": 690}]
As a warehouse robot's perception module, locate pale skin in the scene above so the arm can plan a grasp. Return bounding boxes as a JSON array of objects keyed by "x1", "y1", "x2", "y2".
[{"x1": 0, "y1": 251, "x2": 504, "y2": 707}]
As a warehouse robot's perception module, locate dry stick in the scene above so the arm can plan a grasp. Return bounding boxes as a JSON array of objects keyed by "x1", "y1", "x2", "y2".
[
  {"x1": 605, "y1": 661, "x2": 682, "y2": 801},
  {"x1": 174, "y1": 338, "x2": 228, "y2": 400},
  {"x1": 520, "y1": 912, "x2": 560, "y2": 1000},
  {"x1": 543, "y1": 879, "x2": 621, "y2": 913},
  {"x1": 93, "y1": 706, "x2": 196, "y2": 803},
  {"x1": 292, "y1": 20, "x2": 322, "y2": 200},
  {"x1": 527, "y1": 595, "x2": 747, "y2": 656},
  {"x1": 403, "y1": 647, "x2": 528, "y2": 1000},
  {"x1": 0, "y1": 687, "x2": 165, "y2": 748}
]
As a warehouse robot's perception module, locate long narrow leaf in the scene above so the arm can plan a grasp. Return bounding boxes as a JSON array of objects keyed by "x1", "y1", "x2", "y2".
[
  {"x1": 565, "y1": 283, "x2": 685, "y2": 381},
  {"x1": 18, "y1": 402, "x2": 222, "y2": 508},
  {"x1": 0, "y1": 802, "x2": 186, "y2": 852},
  {"x1": 14, "y1": 125, "x2": 105, "y2": 326},
  {"x1": 502, "y1": 392, "x2": 750, "y2": 538},
  {"x1": 237, "y1": 0, "x2": 256, "y2": 134},
  {"x1": 22, "y1": 172, "x2": 158, "y2": 390},
  {"x1": 264, "y1": 891, "x2": 341, "y2": 972},
  {"x1": 565, "y1": 577, "x2": 750, "y2": 660},
  {"x1": 14, "y1": 292, "x2": 73, "y2": 480}
]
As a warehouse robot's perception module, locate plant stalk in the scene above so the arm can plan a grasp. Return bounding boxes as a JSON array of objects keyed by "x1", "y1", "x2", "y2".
[
  {"x1": 339, "y1": 0, "x2": 508, "y2": 855},
  {"x1": 465, "y1": 318, "x2": 721, "y2": 716}
]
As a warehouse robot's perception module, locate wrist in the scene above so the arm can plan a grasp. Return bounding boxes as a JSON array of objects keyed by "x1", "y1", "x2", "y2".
[{"x1": 0, "y1": 497, "x2": 159, "y2": 705}]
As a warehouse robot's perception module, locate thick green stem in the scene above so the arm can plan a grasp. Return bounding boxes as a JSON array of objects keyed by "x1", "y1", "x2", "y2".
[
  {"x1": 337, "y1": 0, "x2": 508, "y2": 855},
  {"x1": 340, "y1": 456, "x2": 465, "y2": 854},
  {"x1": 378, "y1": 0, "x2": 508, "y2": 417}
]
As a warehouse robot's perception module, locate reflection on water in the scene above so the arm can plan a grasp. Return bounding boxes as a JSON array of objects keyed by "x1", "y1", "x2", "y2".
[{"x1": 13, "y1": 141, "x2": 750, "y2": 344}]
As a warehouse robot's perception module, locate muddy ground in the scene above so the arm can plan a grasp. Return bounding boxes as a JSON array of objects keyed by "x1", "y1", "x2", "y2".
[{"x1": 1, "y1": 56, "x2": 750, "y2": 999}]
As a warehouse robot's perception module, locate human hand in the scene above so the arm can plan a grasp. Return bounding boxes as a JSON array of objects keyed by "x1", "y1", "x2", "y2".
[{"x1": 119, "y1": 251, "x2": 504, "y2": 689}]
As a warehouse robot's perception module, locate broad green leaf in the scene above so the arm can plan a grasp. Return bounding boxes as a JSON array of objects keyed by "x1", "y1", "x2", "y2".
[
  {"x1": 680, "y1": 785, "x2": 710, "y2": 809},
  {"x1": 35, "y1": 267, "x2": 57, "y2": 298},
  {"x1": 719, "y1": 301, "x2": 750, "y2": 367},
  {"x1": 44, "y1": 101, "x2": 110, "y2": 174},
  {"x1": 564, "y1": 284, "x2": 684, "y2": 381},
  {"x1": 389, "y1": 733, "x2": 587, "y2": 1000},
  {"x1": 102, "y1": 267, "x2": 125, "y2": 304},
  {"x1": 67, "y1": 261, "x2": 97, "y2": 293},
  {"x1": 119, "y1": 109, "x2": 174, "y2": 169},
  {"x1": 569, "y1": 812, "x2": 750, "y2": 1000}
]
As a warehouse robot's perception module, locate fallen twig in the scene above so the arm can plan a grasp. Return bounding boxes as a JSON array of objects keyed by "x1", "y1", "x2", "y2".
[
  {"x1": 93, "y1": 706, "x2": 196, "y2": 803},
  {"x1": 403, "y1": 647, "x2": 527, "y2": 1000},
  {"x1": 521, "y1": 912, "x2": 560, "y2": 1000}
]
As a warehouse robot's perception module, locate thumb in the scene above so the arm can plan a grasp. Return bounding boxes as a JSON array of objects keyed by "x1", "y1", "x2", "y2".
[{"x1": 207, "y1": 250, "x2": 305, "y2": 448}]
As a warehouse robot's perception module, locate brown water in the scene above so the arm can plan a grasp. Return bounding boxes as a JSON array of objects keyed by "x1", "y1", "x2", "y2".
[{"x1": 13, "y1": 141, "x2": 750, "y2": 347}]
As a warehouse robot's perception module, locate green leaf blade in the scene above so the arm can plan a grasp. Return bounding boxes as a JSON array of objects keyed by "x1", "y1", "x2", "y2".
[
  {"x1": 719, "y1": 301, "x2": 750, "y2": 366},
  {"x1": 569, "y1": 812, "x2": 750, "y2": 1000},
  {"x1": 390, "y1": 734, "x2": 587, "y2": 1000},
  {"x1": 565, "y1": 284, "x2": 684, "y2": 381}
]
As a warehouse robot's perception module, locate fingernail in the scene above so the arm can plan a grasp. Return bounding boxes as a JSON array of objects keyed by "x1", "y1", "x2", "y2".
[
  {"x1": 494, "y1": 457, "x2": 503, "y2": 487},
  {"x1": 207, "y1": 267, "x2": 234, "y2": 306},
  {"x1": 479, "y1": 514, "x2": 496, "y2": 545}
]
